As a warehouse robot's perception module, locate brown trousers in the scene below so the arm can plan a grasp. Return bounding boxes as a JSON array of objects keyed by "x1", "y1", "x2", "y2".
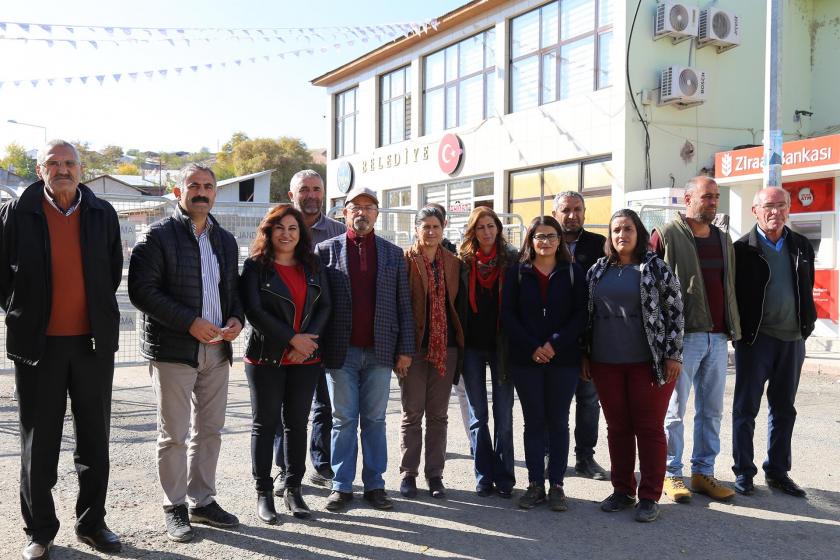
[{"x1": 399, "y1": 349, "x2": 457, "y2": 479}]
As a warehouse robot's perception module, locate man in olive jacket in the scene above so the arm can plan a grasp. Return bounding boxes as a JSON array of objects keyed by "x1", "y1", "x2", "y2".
[
  {"x1": 129, "y1": 163, "x2": 244, "y2": 542},
  {"x1": 0, "y1": 140, "x2": 123, "y2": 559},
  {"x1": 651, "y1": 176, "x2": 740, "y2": 503}
]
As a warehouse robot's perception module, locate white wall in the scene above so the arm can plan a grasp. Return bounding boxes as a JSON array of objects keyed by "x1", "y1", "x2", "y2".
[{"x1": 86, "y1": 176, "x2": 142, "y2": 196}]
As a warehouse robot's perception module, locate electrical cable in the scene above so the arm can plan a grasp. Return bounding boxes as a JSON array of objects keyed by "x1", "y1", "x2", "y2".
[{"x1": 626, "y1": 0, "x2": 652, "y2": 189}]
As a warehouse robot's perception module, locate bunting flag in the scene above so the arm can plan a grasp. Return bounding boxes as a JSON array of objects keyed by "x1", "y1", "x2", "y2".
[{"x1": 0, "y1": 20, "x2": 434, "y2": 48}]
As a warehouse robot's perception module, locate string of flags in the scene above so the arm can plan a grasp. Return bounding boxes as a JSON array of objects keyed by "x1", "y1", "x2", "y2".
[
  {"x1": 0, "y1": 20, "x2": 438, "y2": 49},
  {"x1": 0, "y1": 38, "x2": 392, "y2": 89}
]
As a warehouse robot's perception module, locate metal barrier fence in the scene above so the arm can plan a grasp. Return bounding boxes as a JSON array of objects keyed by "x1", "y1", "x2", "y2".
[
  {"x1": 637, "y1": 205, "x2": 730, "y2": 234},
  {"x1": 0, "y1": 193, "x2": 527, "y2": 370}
]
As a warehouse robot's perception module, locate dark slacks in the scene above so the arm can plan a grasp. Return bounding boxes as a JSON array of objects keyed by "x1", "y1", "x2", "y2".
[
  {"x1": 245, "y1": 362, "x2": 320, "y2": 491},
  {"x1": 273, "y1": 369, "x2": 333, "y2": 474},
  {"x1": 590, "y1": 361, "x2": 675, "y2": 502},
  {"x1": 15, "y1": 336, "x2": 115, "y2": 542},
  {"x1": 511, "y1": 363, "x2": 578, "y2": 486},
  {"x1": 574, "y1": 378, "x2": 601, "y2": 459},
  {"x1": 732, "y1": 333, "x2": 805, "y2": 480}
]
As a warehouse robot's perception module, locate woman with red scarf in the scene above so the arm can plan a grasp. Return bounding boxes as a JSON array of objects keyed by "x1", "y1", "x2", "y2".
[
  {"x1": 457, "y1": 206, "x2": 519, "y2": 498},
  {"x1": 399, "y1": 206, "x2": 464, "y2": 499}
]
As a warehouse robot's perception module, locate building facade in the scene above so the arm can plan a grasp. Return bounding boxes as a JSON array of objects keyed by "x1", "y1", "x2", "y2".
[{"x1": 315, "y1": 0, "x2": 840, "y2": 342}]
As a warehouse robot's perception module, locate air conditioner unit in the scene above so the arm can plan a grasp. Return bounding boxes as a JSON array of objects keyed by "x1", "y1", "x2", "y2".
[
  {"x1": 653, "y1": 2, "x2": 699, "y2": 44},
  {"x1": 698, "y1": 7, "x2": 741, "y2": 52},
  {"x1": 659, "y1": 65, "x2": 707, "y2": 108}
]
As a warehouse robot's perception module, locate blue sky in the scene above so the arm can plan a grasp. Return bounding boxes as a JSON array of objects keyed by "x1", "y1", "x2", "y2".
[{"x1": 0, "y1": 0, "x2": 463, "y2": 154}]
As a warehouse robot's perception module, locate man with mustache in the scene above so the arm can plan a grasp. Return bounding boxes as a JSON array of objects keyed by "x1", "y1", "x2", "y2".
[
  {"x1": 553, "y1": 191, "x2": 608, "y2": 481},
  {"x1": 0, "y1": 140, "x2": 123, "y2": 559},
  {"x1": 129, "y1": 163, "x2": 244, "y2": 542},
  {"x1": 651, "y1": 176, "x2": 740, "y2": 503},
  {"x1": 271, "y1": 170, "x2": 345, "y2": 495},
  {"x1": 315, "y1": 186, "x2": 414, "y2": 512}
]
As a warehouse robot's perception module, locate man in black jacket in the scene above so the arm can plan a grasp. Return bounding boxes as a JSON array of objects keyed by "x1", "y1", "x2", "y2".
[
  {"x1": 732, "y1": 187, "x2": 816, "y2": 498},
  {"x1": 129, "y1": 163, "x2": 244, "y2": 542},
  {"x1": 553, "y1": 191, "x2": 608, "y2": 480},
  {"x1": 0, "y1": 140, "x2": 123, "y2": 559}
]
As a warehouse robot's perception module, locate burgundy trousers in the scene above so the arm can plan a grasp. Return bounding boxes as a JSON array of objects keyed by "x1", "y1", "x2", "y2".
[{"x1": 590, "y1": 361, "x2": 676, "y2": 502}]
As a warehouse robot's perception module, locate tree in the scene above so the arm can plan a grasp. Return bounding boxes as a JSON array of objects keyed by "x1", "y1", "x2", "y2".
[
  {"x1": 72, "y1": 141, "x2": 112, "y2": 180},
  {"x1": 116, "y1": 162, "x2": 141, "y2": 175},
  {"x1": 0, "y1": 142, "x2": 37, "y2": 180},
  {"x1": 214, "y1": 133, "x2": 321, "y2": 201}
]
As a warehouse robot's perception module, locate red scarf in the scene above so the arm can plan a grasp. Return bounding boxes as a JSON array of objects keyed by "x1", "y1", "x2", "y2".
[
  {"x1": 422, "y1": 247, "x2": 448, "y2": 376},
  {"x1": 469, "y1": 245, "x2": 501, "y2": 313}
]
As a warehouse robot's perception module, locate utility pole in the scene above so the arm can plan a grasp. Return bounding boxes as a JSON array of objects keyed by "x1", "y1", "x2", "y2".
[{"x1": 763, "y1": 0, "x2": 783, "y2": 188}]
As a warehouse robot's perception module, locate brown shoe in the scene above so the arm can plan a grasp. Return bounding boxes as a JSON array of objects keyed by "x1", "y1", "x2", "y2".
[{"x1": 691, "y1": 474, "x2": 735, "y2": 501}]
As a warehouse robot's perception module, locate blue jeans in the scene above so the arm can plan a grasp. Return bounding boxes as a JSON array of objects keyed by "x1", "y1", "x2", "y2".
[
  {"x1": 665, "y1": 332, "x2": 729, "y2": 477},
  {"x1": 732, "y1": 333, "x2": 804, "y2": 480},
  {"x1": 511, "y1": 363, "x2": 579, "y2": 485},
  {"x1": 326, "y1": 346, "x2": 392, "y2": 493},
  {"x1": 461, "y1": 348, "x2": 515, "y2": 492},
  {"x1": 273, "y1": 370, "x2": 332, "y2": 474},
  {"x1": 665, "y1": 333, "x2": 728, "y2": 476}
]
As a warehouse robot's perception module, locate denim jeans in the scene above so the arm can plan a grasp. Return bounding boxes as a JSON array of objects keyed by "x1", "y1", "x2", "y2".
[
  {"x1": 461, "y1": 348, "x2": 515, "y2": 492},
  {"x1": 664, "y1": 332, "x2": 729, "y2": 477},
  {"x1": 574, "y1": 378, "x2": 601, "y2": 460},
  {"x1": 326, "y1": 346, "x2": 392, "y2": 493},
  {"x1": 511, "y1": 363, "x2": 579, "y2": 486},
  {"x1": 273, "y1": 370, "x2": 332, "y2": 474}
]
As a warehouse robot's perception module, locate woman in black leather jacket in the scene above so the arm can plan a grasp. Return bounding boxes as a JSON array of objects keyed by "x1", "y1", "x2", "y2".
[{"x1": 240, "y1": 204, "x2": 332, "y2": 524}]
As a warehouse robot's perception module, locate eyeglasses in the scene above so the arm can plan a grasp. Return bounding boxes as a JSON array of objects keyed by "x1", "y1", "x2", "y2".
[
  {"x1": 346, "y1": 204, "x2": 377, "y2": 213},
  {"x1": 41, "y1": 160, "x2": 80, "y2": 170},
  {"x1": 533, "y1": 233, "x2": 560, "y2": 243},
  {"x1": 757, "y1": 202, "x2": 788, "y2": 213}
]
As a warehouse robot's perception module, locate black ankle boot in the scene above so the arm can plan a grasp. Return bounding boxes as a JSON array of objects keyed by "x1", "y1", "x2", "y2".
[
  {"x1": 285, "y1": 486, "x2": 311, "y2": 519},
  {"x1": 257, "y1": 491, "x2": 279, "y2": 524}
]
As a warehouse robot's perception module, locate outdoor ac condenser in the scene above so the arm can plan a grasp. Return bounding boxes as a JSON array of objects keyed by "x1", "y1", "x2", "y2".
[
  {"x1": 659, "y1": 65, "x2": 707, "y2": 108},
  {"x1": 653, "y1": 2, "x2": 699, "y2": 44},
  {"x1": 698, "y1": 7, "x2": 741, "y2": 52}
]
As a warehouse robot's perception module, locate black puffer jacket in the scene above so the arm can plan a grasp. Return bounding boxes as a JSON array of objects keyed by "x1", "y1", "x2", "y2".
[
  {"x1": 0, "y1": 181, "x2": 123, "y2": 365},
  {"x1": 240, "y1": 257, "x2": 332, "y2": 365},
  {"x1": 128, "y1": 207, "x2": 243, "y2": 366}
]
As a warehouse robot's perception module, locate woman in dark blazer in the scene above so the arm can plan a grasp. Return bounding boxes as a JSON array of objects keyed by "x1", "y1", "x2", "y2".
[
  {"x1": 501, "y1": 216, "x2": 587, "y2": 512},
  {"x1": 240, "y1": 204, "x2": 331, "y2": 524}
]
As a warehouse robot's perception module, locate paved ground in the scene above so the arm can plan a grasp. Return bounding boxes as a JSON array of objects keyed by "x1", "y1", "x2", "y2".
[{"x1": 0, "y1": 360, "x2": 838, "y2": 560}]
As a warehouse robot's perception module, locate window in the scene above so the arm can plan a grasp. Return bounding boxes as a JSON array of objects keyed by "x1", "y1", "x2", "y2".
[
  {"x1": 423, "y1": 29, "x2": 496, "y2": 135},
  {"x1": 335, "y1": 87, "x2": 358, "y2": 157},
  {"x1": 509, "y1": 156, "x2": 612, "y2": 235},
  {"x1": 380, "y1": 187, "x2": 412, "y2": 245},
  {"x1": 380, "y1": 67, "x2": 411, "y2": 146},
  {"x1": 510, "y1": 0, "x2": 613, "y2": 112},
  {"x1": 421, "y1": 176, "x2": 495, "y2": 244}
]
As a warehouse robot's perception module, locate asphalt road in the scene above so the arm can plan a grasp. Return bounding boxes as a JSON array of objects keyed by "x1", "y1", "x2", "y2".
[{"x1": 0, "y1": 363, "x2": 838, "y2": 560}]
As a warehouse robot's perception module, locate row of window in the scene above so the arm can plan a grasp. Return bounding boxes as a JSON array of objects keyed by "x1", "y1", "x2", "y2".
[{"x1": 335, "y1": 0, "x2": 614, "y2": 157}]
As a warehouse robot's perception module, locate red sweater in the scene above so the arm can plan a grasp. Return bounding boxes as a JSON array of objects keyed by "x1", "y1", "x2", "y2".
[
  {"x1": 43, "y1": 198, "x2": 91, "y2": 335},
  {"x1": 347, "y1": 229, "x2": 377, "y2": 348}
]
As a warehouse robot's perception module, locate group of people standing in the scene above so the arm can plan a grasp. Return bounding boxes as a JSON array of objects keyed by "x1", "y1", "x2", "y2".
[{"x1": 0, "y1": 139, "x2": 816, "y2": 560}]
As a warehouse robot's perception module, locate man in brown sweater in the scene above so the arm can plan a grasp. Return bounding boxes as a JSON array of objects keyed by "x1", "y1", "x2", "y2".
[{"x1": 0, "y1": 140, "x2": 124, "y2": 560}]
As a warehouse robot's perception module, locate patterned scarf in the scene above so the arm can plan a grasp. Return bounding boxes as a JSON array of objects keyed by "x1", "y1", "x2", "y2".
[
  {"x1": 422, "y1": 247, "x2": 448, "y2": 376},
  {"x1": 469, "y1": 245, "x2": 500, "y2": 313}
]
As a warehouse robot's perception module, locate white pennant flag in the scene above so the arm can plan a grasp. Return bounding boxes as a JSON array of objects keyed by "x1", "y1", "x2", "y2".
[
  {"x1": 234, "y1": 59, "x2": 241, "y2": 66},
  {"x1": 248, "y1": 57, "x2": 255, "y2": 63},
  {"x1": 89, "y1": 40, "x2": 98, "y2": 49},
  {"x1": 144, "y1": 71, "x2": 154, "y2": 79},
  {"x1": 67, "y1": 40, "x2": 77, "y2": 48},
  {"x1": 66, "y1": 26, "x2": 74, "y2": 33},
  {"x1": 46, "y1": 40, "x2": 54, "y2": 48},
  {"x1": 220, "y1": 61, "x2": 226, "y2": 67},
  {"x1": 167, "y1": 39, "x2": 175, "y2": 46},
  {"x1": 113, "y1": 74, "x2": 121, "y2": 82},
  {"x1": 158, "y1": 29, "x2": 168, "y2": 36},
  {"x1": 263, "y1": 55, "x2": 269, "y2": 61},
  {"x1": 159, "y1": 69, "x2": 167, "y2": 77},
  {"x1": 104, "y1": 27, "x2": 114, "y2": 34},
  {"x1": 430, "y1": 19, "x2": 439, "y2": 31},
  {"x1": 47, "y1": 79, "x2": 55, "y2": 86},
  {"x1": 277, "y1": 53, "x2": 284, "y2": 59},
  {"x1": 31, "y1": 79, "x2": 39, "y2": 87},
  {"x1": 13, "y1": 80, "x2": 22, "y2": 87},
  {"x1": 79, "y1": 77, "x2": 88, "y2": 84},
  {"x1": 205, "y1": 63, "x2": 212, "y2": 70},
  {"x1": 174, "y1": 67, "x2": 183, "y2": 75},
  {"x1": 18, "y1": 23, "x2": 30, "y2": 32},
  {"x1": 96, "y1": 75, "x2": 105, "y2": 85},
  {"x1": 190, "y1": 65, "x2": 198, "y2": 72},
  {"x1": 41, "y1": 24, "x2": 52, "y2": 32},
  {"x1": 122, "y1": 28, "x2": 131, "y2": 35},
  {"x1": 64, "y1": 77, "x2": 73, "y2": 84},
  {"x1": 129, "y1": 72, "x2": 138, "y2": 81}
]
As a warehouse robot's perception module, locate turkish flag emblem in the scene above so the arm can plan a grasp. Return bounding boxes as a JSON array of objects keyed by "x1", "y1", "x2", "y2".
[{"x1": 438, "y1": 133, "x2": 463, "y2": 175}]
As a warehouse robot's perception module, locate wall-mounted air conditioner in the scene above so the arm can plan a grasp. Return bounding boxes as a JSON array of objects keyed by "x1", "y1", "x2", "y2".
[
  {"x1": 698, "y1": 7, "x2": 741, "y2": 52},
  {"x1": 659, "y1": 65, "x2": 707, "y2": 109},
  {"x1": 654, "y1": 2, "x2": 699, "y2": 44}
]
